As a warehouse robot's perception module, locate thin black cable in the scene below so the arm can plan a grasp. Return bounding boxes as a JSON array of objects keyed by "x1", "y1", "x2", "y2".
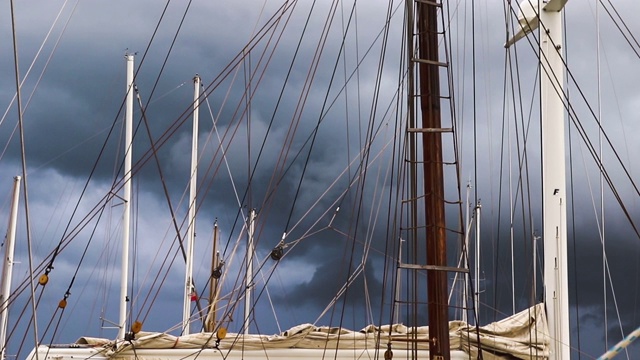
[
  {"x1": 211, "y1": 0, "x2": 307, "y2": 259},
  {"x1": 466, "y1": 1, "x2": 484, "y2": 356},
  {"x1": 126, "y1": 0, "x2": 194, "y2": 260},
  {"x1": 134, "y1": 89, "x2": 187, "y2": 253},
  {"x1": 186, "y1": 6, "x2": 310, "y2": 313},
  {"x1": 280, "y1": 0, "x2": 342, "y2": 235},
  {"x1": 501, "y1": 6, "x2": 542, "y2": 356},
  {"x1": 34, "y1": 0, "x2": 173, "y2": 317},
  {"x1": 509, "y1": 18, "x2": 536, "y2": 317},
  {"x1": 328, "y1": 0, "x2": 386, "y2": 345},
  {"x1": 381, "y1": 0, "x2": 408, "y2": 337},
  {"x1": 599, "y1": 0, "x2": 640, "y2": 60},
  {"x1": 214, "y1": 0, "x2": 404, "y2": 261},
  {"x1": 494, "y1": 0, "x2": 534, "y2": 323},
  {"x1": 259, "y1": 0, "x2": 364, "y2": 345},
  {"x1": 189, "y1": 0, "x2": 390, "y2": 332},
  {"x1": 44, "y1": 200, "x2": 112, "y2": 342},
  {"x1": 493, "y1": 1, "x2": 511, "y2": 323},
  {"x1": 563, "y1": 8, "x2": 582, "y2": 357},
  {"x1": 218, "y1": 0, "x2": 400, "y2": 340}
]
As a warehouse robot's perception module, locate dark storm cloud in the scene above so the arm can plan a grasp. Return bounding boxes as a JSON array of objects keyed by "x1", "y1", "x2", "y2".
[
  {"x1": 3, "y1": 1, "x2": 640, "y2": 359},
  {"x1": 274, "y1": 252, "x2": 384, "y2": 310}
]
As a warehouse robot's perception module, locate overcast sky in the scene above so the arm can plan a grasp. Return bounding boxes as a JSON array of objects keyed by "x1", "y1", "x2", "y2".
[{"x1": 2, "y1": 0, "x2": 640, "y2": 359}]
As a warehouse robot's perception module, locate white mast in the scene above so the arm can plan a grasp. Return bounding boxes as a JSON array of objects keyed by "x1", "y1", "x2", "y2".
[
  {"x1": 0, "y1": 176, "x2": 21, "y2": 359},
  {"x1": 474, "y1": 203, "x2": 481, "y2": 324},
  {"x1": 506, "y1": 1, "x2": 570, "y2": 358},
  {"x1": 182, "y1": 75, "x2": 201, "y2": 335},
  {"x1": 244, "y1": 209, "x2": 256, "y2": 335},
  {"x1": 118, "y1": 54, "x2": 134, "y2": 340},
  {"x1": 539, "y1": 2, "x2": 570, "y2": 357}
]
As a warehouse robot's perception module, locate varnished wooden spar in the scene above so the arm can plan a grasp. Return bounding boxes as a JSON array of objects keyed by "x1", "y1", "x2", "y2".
[{"x1": 416, "y1": 1, "x2": 449, "y2": 359}]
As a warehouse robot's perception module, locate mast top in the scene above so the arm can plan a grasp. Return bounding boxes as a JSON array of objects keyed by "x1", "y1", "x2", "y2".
[{"x1": 504, "y1": 0, "x2": 568, "y2": 48}]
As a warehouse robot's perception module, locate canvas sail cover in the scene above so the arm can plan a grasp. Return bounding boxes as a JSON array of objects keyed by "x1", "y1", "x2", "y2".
[{"x1": 76, "y1": 303, "x2": 548, "y2": 359}]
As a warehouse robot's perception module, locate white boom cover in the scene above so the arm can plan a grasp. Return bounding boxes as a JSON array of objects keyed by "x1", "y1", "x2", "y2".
[{"x1": 70, "y1": 304, "x2": 548, "y2": 359}]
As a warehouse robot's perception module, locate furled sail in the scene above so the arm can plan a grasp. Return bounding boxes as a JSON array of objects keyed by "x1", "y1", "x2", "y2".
[{"x1": 69, "y1": 304, "x2": 548, "y2": 359}]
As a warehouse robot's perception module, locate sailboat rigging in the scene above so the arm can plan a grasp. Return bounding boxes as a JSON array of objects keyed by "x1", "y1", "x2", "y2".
[
  {"x1": 4, "y1": 0, "x2": 640, "y2": 359},
  {"x1": 20, "y1": 1, "x2": 544, "y2": 359}
]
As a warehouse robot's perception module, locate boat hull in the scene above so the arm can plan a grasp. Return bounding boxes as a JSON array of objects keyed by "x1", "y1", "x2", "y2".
[{"x1": 27, "y1": 346, "x2": 471, "y2": 360}]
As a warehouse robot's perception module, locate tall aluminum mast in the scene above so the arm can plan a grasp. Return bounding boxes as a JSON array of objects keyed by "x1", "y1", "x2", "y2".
[
  {"x1": 118, "y1": 54, "x2": 134, "y2": 340},
  {"x1": 506, "y1": 1, "x2": 570, "y2": 357},
  {"x1": 182, "y1": 75, "x2": 201, "y2": 334}
]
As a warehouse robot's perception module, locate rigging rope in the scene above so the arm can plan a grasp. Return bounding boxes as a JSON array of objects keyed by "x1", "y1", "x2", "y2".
[
  {"x1": 563, "y1": 7, "x2": 583, "y2": 357},
  {"x1": 9, "y1": 0, "x2": 40, "y2": 356}
]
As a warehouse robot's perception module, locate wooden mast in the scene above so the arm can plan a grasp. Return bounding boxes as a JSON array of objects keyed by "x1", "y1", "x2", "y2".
[
  {"x1": 415, "y1": 1, "x2": 449, "y2": 358},
  {"x1": 204, "y1": 221, "x2": 219, "y2": 332}
]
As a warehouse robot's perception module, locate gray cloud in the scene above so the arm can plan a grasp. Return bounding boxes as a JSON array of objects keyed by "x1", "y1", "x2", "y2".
[{"x1": 2, "y1": 1, "x2": 640, "y2": 359}]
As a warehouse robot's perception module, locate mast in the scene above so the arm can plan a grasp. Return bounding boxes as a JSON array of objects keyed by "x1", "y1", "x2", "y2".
[
  {"x1": 205, "y1": 220, "x2": 219, "y2": 332},
  {"x1": 474, "y1": 203, "x2": 481, "y2": 324},
  {"x1": 244, "y1": 209, "x2": 256, "y2": 335},
  {"x1": 418, "y1": 3, "x2": 449, "y2": 360},
  {"x1": 118, "y1": 54, "x2": 134, "y2": 340},
  {"x1": 0, "y1": 176, "x2": 21, "y2": 360},
  {"x1": 506, "y1": 1, "x2": 570, "y2": 358},
  {"x1": 182, "y1": 75, "x2": 201, "y2": 335},
  {"x1": 539, "y1": 1, "x2": 570, "y2": 357},
  {"x1": 407, "y1": 0, "x2": 451, "y2": 358}
]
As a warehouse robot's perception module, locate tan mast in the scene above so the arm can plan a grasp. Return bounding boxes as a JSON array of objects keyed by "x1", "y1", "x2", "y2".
[{"x1": 205, "y1": 220, "x2": 220, "y2": 332}]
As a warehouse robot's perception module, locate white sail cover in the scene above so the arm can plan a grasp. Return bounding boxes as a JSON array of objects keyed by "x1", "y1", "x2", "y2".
[
  {"x1": 458, "y1": 303, "x2": 550, "y2": 358},
  {"x1": 75, "y1": 304, "x2": 548, "y2": 359}
]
